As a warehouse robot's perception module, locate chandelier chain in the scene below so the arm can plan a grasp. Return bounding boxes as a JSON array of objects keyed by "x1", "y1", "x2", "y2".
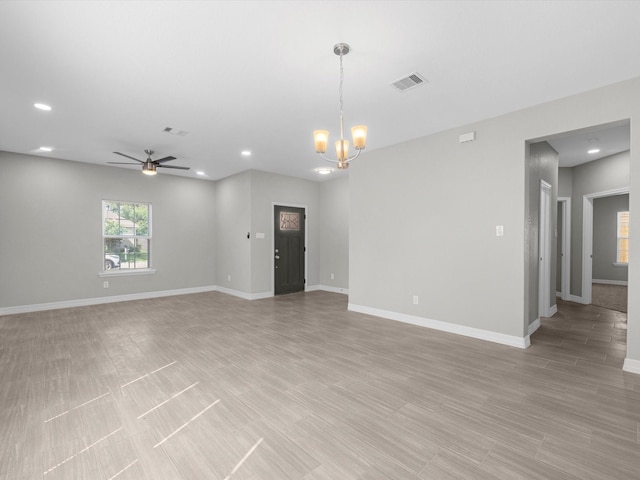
[{"x1": 339, "y1": 48, "x2": 345, "y2": 140}]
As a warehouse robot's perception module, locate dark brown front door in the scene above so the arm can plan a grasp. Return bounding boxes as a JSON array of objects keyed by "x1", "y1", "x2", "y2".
[{"x1": 274, "y1": 205, "x2": 305, "y2": 295}]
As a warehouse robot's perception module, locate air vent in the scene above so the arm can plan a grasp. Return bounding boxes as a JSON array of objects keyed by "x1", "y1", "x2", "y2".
[
  {"x1": 391, "y1": 72, "x2": 427, "y2": 92},
  {"x1": 162, "y1": 127, "x2": 189, "y2": 136}
]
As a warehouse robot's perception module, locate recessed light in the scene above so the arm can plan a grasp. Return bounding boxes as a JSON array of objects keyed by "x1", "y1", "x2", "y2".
[
  {"x1": 196, "y1": 171, "x2": 206, "y2": 176},
  {"x1": 34, "y1": 103, "x2": 52, "y2": 111},
  {"x1": 314, "y1": 167, "x2": 333, "y2": 175},
  {"x1": 588, "y1": 148, "x2": 600, "y2": 154},
  {"x1": 39, "y1": 146, "x2": 53, "y2": 152},
  {"x1": 241, "y1": 150, "x2": 251, "y2": 156}
]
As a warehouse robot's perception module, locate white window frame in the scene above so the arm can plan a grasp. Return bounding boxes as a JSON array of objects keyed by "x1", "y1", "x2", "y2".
[
  {"x1": 615, "y1": 210, "x2": 629, "y2": 267},
  {"x1": 99, "y1": 200, "x2": 156, "y2": 277}
]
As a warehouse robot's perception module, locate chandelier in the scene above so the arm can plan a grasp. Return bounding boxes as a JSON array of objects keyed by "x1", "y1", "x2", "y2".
[{"x1": 313, "y1": 43, "x2": 367, "y2": 169}]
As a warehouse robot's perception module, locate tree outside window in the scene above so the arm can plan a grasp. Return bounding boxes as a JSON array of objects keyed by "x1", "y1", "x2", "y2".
[{"x1": 103, "y1": 201, "x2": 151, "y2": 270}]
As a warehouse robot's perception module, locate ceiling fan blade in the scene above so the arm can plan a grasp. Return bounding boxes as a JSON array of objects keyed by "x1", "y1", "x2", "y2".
[
  {"x1": 158, "y1": 164, "x2": 190, "y2": 170},
  {"x1": 107, "y1": 162, "x2": 140, "y2": 165},
  {"x1": 113, "y1": 151, "x2": 144, "y2": 163},
  {"x1": 154, "y1": 156, "x2": 177, "y2": 164}
]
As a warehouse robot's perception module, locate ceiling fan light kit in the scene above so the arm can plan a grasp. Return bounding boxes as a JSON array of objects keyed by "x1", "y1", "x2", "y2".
[
  {"x1": 108, "y1": 149, "x2": 190, "y2": 175},
  {"x1": 313, "y1": 42, "x2": 367, "y2": 170},
  {"x1": 142, "y1": 160, "x2": 157, "y2": 175}
]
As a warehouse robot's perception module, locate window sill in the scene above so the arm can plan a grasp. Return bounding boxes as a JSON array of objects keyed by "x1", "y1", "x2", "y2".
[
  {"x1": 612, "y1": 263, "x2": 628, "y2": 268},
  {"x1": 98, "y1": 269, "x2": 157, "y2": 278}
]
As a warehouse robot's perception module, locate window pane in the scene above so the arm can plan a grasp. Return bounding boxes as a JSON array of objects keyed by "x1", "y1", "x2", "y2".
[
  {"x1": 619, "y1": 223, "x2": 629, "y2": 238},
  {"x1": 119, "y1": 238, "x2": 150, "y2": 269},
  {"x1": 616, "y1": 211, "x2": 629, "y2": 263},
  {"x1": 618, "y1": 211, "x2": 629, "y2": 237},
  {"x1": 104, "y1": 237, "x2": 150, "y2": 270},
  {"x1": 280, "y1": 212, "x2": 300, "y2": 231},
  {"x1": 618, "y1": 238, "x2": 629, "y2": 263}
]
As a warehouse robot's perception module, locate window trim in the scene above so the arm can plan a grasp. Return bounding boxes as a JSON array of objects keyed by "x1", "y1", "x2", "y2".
[
  {"x1": 98, "y1": 268, "x2": 156, "y2": 278},
  {"x1": 101, "y1": 200, "x2": 153, "y2": 274}
]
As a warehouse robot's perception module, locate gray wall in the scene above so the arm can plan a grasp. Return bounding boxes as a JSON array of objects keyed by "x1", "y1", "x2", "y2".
[
  {"x1": 569, "y1": 151, "x2": 630, "y2": 296},
  {"x1": 350, "y1": 75, "x2": 640, "y2": 367},
  {"x1": 593, "y1": 194, "x2": 629, "y2": 282},
  {"x1": 318, "y1": 175, "x2": 350, "y2": 290},
  {"x1": 527, "y1": 141, "x2": 559, "y2": 325},
  {"x1": 0, "y1": 151, "x2": 217, "y2": 308},
  {"x1": 558, "y1": 167, "x2": 573, "y2": 198},
  {"x1": 350, "y1": 122, "x2": 528, "y2": 338},
  {"x1": 215, "y1": 170, "x2": 252, "y2": 293}
]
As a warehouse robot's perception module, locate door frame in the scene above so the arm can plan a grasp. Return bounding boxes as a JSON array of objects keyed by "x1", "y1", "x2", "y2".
[
  {"x1": 538, "y1": 180, "x2": 552, "y2": 318},
  {"x1": 272, "y1": 202, "x2": 308, "y2": 295},
  {"x1": 557, "y1": 197, "x2": 571, "y2": 301},
  {"x1": 581, "y1": 187, "x2": 629, "y2": 304}
]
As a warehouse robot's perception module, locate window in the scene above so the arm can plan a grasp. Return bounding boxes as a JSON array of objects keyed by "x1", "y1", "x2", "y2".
[
  {"x1": 279, "y1": 211, "x2": 300, "y2": 231},
  {"x1": 617, "y1": 210, "x2": 629, "y2": 264},
  {"x1": 103, "y1": 201, "x2": 151, "y2": 271}
]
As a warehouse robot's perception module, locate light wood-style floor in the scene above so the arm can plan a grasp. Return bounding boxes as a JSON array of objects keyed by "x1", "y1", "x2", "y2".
[{"x1": 1, "y1": 292, "x2": 639, "y2": 479}]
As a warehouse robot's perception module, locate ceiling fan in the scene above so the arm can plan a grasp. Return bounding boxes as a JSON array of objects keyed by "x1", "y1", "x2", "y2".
[{"x1": 108, "y1": 149, "x2": 190, "y2": 175}]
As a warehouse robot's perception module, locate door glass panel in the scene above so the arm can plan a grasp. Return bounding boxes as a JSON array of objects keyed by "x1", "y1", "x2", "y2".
[{"x1": 279, "y1": 212, "x2": 300, "y2": 231}]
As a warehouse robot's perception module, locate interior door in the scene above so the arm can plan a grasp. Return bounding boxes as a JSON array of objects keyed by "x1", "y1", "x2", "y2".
[
  {"x1": 274, "y1": 205, "x2": 305, "y2": 295},
  {"x1": 538, "y1": 181, "x2": 552, "y2": 317}
]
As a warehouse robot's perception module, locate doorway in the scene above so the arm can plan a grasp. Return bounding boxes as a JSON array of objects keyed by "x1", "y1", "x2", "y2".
[
  {"x1": 557, "y1": 197, "x2": 571, "y2": 301},
  {"x1": 273, "y1": 205, "x2": 306, "y2": 295},
  {"x1": 581, "y1": 187, "x2": 629, "y2": 305}
]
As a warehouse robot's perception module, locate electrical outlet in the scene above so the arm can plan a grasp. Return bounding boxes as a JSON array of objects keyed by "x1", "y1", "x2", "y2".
[
  {"x1": 496, "y1": 225, "x2": 504, "y2": 236},
  {"x1": 103, "y1": 281, "x2": 109, "y2": 289},
  {"x1": 413, "y1": 295, "x2": 419, "y2": 305},
  {"x1": 330, "y1": 273, "x2": 335, "y2": 280},
  {"x1": 227, "y1": 274, "x2": 231, "y2": 282}
]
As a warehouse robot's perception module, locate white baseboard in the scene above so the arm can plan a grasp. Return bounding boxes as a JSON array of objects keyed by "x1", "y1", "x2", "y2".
[
  {"x1": 0, "y1": 285, "x2": 218, "y2": 316},
  {"x1": 593, "y1": 279, "x2": 628, "y2": 286},
  {"x1": 215, "y1": 286, "x2": 272, "y2": 301},
  {"x1": 307, "y1": 284, "x2": 348, "y2": 295},
  {"x1": 549, "y1": 304, "x2": 558, "y2": 317},
  {"x1": 1, "y1": 283, "x2": 354, "y2": 316},
  {"x1": 347, "y1": 303, "x2": 530, "y2": 349},
  {"x1": 528, "y1": 318, "x2": 541, "y2": 336},
  {"x1": 623, "y1": 358, "x2": 640, "y2": 375},
  {"x1": 568, "y1": 294, "x2": 586, "y2": 304}
]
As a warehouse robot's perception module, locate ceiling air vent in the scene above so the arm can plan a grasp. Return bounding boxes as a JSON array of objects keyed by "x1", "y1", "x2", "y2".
[
  {"x1": 391, "y1": 72, "x2": 427, "y2": 92},
  {"x1": 162, "y1": 127, "x2": 189, "y2": 136}
]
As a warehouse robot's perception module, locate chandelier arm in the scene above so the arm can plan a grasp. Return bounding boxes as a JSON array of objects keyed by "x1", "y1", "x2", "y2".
[
  {"x1": 317, "y1": 152, "x2": 340, "y2": 164},
  {"x1": 316, "y1": 148, "x2": 361, "y2": 164},
  {"x1": 346, "y1": 148, "x2": 362, "y2": 162}
]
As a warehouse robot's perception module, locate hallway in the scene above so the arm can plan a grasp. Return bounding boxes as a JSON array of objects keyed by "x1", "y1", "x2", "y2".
[{"x1": 532, "y1": 298, "x2": 627, "y2": 368}]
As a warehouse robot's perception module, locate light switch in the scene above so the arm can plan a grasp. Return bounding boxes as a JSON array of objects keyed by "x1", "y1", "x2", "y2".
[{"x1": 496, "y1": 225, "x2": 504, "y2": 236}]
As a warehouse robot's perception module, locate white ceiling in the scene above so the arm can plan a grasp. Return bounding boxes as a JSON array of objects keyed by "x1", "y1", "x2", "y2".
[
  {"x1": 545, "y1": 120, "x2": 630, "y2": 168},
  {"x1": 1, "y1": 1, "x2": 638, "y2": 181}
]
